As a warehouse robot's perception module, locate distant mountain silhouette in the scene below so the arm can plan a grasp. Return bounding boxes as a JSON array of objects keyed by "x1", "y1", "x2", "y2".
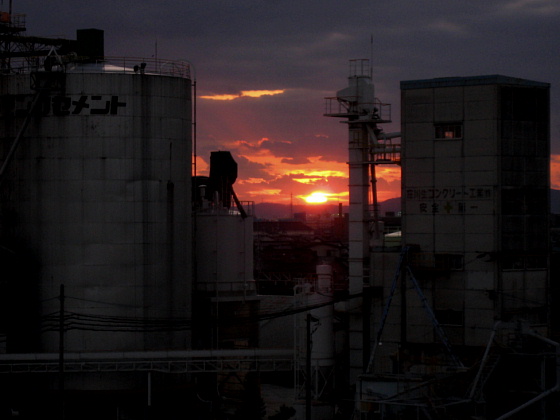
[
  {"x1": 253, "y1": 202, "x2": 295, "y2": 220},
  {"x1": 377, "y1": 197, "x2": 401, "y2": 215},
  {"x1": 254, "y1": 190, "x2": 560, "y2": 220},
  {"x1": 253, "y1": 202, "x2": 337, "y2": 220},
  {"x1": 253, "y1": 197, "x2": 402, "y2": 220}
]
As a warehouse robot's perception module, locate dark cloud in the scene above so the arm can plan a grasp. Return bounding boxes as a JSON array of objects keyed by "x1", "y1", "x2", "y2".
[
  {"x1": 281, "y1": 157, "x2": 311, "y2": 165},
  {"x1": 258, "y1": 139, "x2": 294, "y2": 156},
  {"x1": 13, "y1": 0, "x2": 560, "y2": 197},
  {"x1": 234, "y1": 155, "x2": 274, "y2": 181}
]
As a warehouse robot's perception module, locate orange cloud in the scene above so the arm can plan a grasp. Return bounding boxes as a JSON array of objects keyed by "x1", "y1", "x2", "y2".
[
  {"x1": 241, "y1": 90, "x2": 285, "y2": 98},
  {"x1": 194, "y1": 155, "x2": 209, "y2": 174},
  {"x1": 293, "y1": 178, "x2": 324, "y2": 184},
  {"x1": 196, "y1": 137, "x2": 402, "y2": 205},
  {"x1": 242, "y1": 177, "x2": 268, "y2": 184},
  {"x1": 289, "y1": 169, "x2": 346, "y2": 178},
  {"x1": 375, "y1": 166, "x2": 401, "y2": 183},
  {"x1": 246, "y1": 188, "x2": 282, "y2": 197},
  {"x1": 230, "y1": 146, "x2": 401, "y2": 204},
  {"x1": 200, "y1": 90, "x2": 285, "y2": 100},
  {"x1": 551, "y1": 154, "x2": 560, "y2": 189},
  {"x1": 200, "y1": 94, "x2": 240, "y2": 100}
]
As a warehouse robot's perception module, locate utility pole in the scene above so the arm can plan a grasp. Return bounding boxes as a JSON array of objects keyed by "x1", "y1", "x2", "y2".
[
  {"x1": 290, "y1": 193, "x2": 293, "y2": 218},
  {"x1": 59, "y1": 284, "x2": 65, "y2": 420},
  {"x1": 306, "y1": 313, "x2": 312, "y2": 420}
]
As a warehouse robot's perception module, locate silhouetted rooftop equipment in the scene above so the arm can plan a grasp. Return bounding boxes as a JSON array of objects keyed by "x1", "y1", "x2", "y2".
[
  {"x1": 210, "y1": 151, "x2": 238, "y2": 209},
  {"x1": 76, "y1": 28, "x2": 104, "y2": 62}
]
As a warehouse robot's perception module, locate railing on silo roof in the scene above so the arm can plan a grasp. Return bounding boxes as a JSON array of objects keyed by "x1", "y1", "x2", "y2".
[
  {"x1": 6, "y1": 55, "x2": 192, "y2": 79},
  {"x1": 89, "y1": 56, "x2": 192, "y2": 79}
]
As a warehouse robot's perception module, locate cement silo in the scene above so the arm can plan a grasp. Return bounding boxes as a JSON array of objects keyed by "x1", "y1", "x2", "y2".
[
  {"x1": 0, "y1": 30, "x2": 193, "y2": 355},
  {"x1": 192, "y1": 151, "x2": 258, "y2": 350}
]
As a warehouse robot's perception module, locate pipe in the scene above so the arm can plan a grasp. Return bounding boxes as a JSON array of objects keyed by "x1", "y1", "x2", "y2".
[
  {"x1": 494, "y1": 385, "x2": 559, "y2": 420},
  {"x1": 487, "y1": 326, "x2": 560, "y2": 419},
  {"x1": 147, "y1": 371, "x2": 152, "y2": 407},
  {"x1": 306, "y1": 313, "x2": 312, "y2": 420},
  {"x1": 468, "y1": 321, "x2": 501, "y2": 399},
  {"x1": 379, "y1": 131, "x2": 401, "y2": 139},
  {"x1": 0, "y1": 90, "x2": 43, "y2": 180},
  {"x1": 0, "y1": 348, "x2": 294, "y2": 362}
]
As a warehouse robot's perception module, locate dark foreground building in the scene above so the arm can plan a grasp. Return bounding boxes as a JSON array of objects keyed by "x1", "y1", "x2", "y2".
[{"x1": 364, "y1": 75, "x2": 554, "y2": 419}]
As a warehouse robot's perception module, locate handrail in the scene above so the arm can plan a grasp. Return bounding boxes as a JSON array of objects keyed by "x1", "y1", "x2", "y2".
[
  {"x1": 324, "y1": 96, "x2": 391, "y2": 121},
  {"x1": 3, "y1": 55, "x2": 192, "y2": 79},
  {"x1": 0, "y1": 348, "x2": 294, "y2": 374}
]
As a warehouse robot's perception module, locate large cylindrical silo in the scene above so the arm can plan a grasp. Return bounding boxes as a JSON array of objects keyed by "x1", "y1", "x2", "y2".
[{"x1": 0, "y1": 61, "x2": 192, "y2": 353}]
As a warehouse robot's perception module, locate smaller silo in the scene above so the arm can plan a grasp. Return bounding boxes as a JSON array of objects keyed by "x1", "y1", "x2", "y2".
[{"x1": 193, "y1": 151, "x2": 258, "y2": 349}]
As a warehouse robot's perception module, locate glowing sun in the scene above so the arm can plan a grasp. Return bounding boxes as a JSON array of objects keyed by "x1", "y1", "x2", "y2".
[{"x1": 304, "y1": 192, "x2": 328, "y2": 204}]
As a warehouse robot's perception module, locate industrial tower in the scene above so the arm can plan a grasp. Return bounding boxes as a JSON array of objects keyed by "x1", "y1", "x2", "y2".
[{"x1": 324, "y1": 59, "x2": 400, "y2": 384}]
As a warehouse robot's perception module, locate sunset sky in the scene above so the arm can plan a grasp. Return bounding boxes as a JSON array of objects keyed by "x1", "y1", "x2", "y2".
[{"x1": 17, "y1": 0, "x2": 560, "y2": 206}]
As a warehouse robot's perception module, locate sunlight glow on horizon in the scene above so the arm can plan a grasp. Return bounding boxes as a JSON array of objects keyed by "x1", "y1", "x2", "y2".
[
  {"x1": 304, "y1": 192, "x2": 329, "y2": 203},
  {"x1": 194, "y1": 150, "x2": 560, "y2": 206}
]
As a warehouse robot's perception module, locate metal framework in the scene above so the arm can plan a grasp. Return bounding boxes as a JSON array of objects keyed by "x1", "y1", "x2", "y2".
[
  {"x1": 366, "y1": 247, "x2": 463, "y2": 374},
  {"x1": 0, "y1": 11, "x2": 77, "y2": 73}
]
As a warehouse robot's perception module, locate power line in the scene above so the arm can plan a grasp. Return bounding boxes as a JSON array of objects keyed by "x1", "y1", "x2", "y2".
[{"x1": 37, "y1": 291, "x2": 363, "y2": 334}]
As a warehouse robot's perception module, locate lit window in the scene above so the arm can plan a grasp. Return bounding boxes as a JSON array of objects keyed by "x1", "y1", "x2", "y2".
[{"x1": 435, "y1": 124, "x2": 463, "y2": 139}]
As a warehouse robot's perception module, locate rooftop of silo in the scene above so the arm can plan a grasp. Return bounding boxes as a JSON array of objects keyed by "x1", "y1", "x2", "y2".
[
  {"x1": 63, "y1": 58, "x2": 192, "y2": 79},
  {"x1": 0, "y1": 18, "x2": 192, "y2": 79},
  {"x1": 5, "y1": 57, "x2": 192, "y2": 80},
  {"x1": 400, "y1": 74, "x2": 550, "y2": 90}
]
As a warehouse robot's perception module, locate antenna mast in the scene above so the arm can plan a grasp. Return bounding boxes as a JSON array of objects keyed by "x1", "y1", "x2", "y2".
[{"x1": 370, "y1": 34, "x2": 373, "y2": 78}]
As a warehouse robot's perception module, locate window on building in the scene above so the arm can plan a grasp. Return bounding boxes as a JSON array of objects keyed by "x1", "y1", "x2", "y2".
[
  {"x1": 434, "y1": 309, "x2": 464, "y2": 326},
  {"x1": 435, "y1": 123, "x2": 463, "y2": 139}
]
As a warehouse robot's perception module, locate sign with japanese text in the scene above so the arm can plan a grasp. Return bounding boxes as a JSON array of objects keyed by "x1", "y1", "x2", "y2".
[
  {"x1": 1, "y1": 94, "x2": 127, "y2": 117},
  {"x1": 405, "y1": 187, "x2": 493, "y2": 201},
  {"x1": 405, "y1": 186, "x2": 494, "y2": 214}
]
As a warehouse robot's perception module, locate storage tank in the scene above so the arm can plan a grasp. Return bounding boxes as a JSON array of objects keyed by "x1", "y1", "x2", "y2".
[
  {"x1": 294, "y1": 264, "x2": 335, "y2": 420},
  {"x1": 0, "y1": 55, "x2": 193, "y2": 353},
  {"x1": 192, "y1": 152, "x2": 258, "y2": 349},
  {"x1": 311, "y1": 264, "x2": 335, "y2": 365}
]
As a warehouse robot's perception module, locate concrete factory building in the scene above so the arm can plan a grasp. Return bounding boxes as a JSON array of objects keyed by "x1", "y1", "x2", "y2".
[
  {"x1": 324, "y1": 62, "x2": 555, "y2": 419},
  {"x1": 400, "y1": 75, "x2": 550, "y2": 346},
  {"x1": 362, "y1": 75, "x2": 553, "y2": 419}
]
